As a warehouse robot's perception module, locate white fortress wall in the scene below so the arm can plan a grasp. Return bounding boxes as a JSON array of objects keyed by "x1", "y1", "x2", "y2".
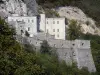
[
  {"x1": 17, "y1": 31, "x2": 96, "y2": 72},
  {"x1": 75, "y1": 40, "x2": 96, "y2": 72}
]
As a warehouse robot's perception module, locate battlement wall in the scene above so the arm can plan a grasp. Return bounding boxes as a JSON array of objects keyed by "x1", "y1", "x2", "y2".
[{"x1": 16, "y1": 34, "x2": 96, "y2": 72}]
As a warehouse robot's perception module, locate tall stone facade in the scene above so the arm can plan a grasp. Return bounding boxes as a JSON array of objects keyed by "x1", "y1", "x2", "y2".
[
  {"x1": 8, "y1": 14, "x2": 66, "y2": 40},
  {"x1": 8, "y1": 16, "x2": 37, "y2": 37},
  {"x1": 39, "y1": 14, "x2": 66, "y2": 40},
  {"x1": 7, "y1": 13, "x2": 96, "y2": 72}
]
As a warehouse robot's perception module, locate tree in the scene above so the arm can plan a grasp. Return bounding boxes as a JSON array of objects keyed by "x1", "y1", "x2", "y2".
[
  {"x1": 0, "y1": 18, "x2": 44, "y2": 75},
  {"x1": 67, "y1": 20, "x2": 82, "y2": 40},
  {"x1": 0, "y1": 17, "x2": 95, "y2": 75},
  {"x1": 40, "y1": 40, "x2": 51, "y2": 55}
]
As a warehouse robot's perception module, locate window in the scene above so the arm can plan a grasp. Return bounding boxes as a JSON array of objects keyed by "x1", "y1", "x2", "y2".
[
  {"x1": 53, "y1": 21, "x2": 55, "y2": 24},
  {"x1": 22, "y1": 19, "x2": 24, "y2": 22},
  {"x1": 57, "y1": 21, "x2": 59, "y2": 24},
  {"x1": 47, "y1": 21, "x2": 48, "y2": 24},
  {"x1": 72, "y1": 44, "x2": 75, "y2": 46},
  {"x1": 54, "y1": 44, "x2": 56, "y2": 47},
  {"x1": 62, "y1": 44, "x2": 63, "y2": 47},
  {"x1": 57, "y1": 34, "x2": 59, "y2": 37},
  {"x1": 47, "y1": 29, "x2": 48, "y2": 33},
  {"x1": 82, "y1": 43, "x2": 84, "y2": 46},
  {"x1": 28, "y1": 19, "x2": 30, "y2": 22},
  {"x1": 57, "y1": 29, "x2": 59, "y2": 32},
  {"x1": 28, "y1": 27, "x2": 30, "y2": 31},
  {"x1": 53, "y1": 29, "x2": 55, "y2": 32},
  {"x1": 32, "y1": 20, "x2": 34, "y2": 22}
]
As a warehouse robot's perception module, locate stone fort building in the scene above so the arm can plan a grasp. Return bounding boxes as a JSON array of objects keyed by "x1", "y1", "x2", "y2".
[
  {"x1": 8, "y1": 14, "x2": 65, "y2": 40},
  {"x1": 7, "y1": 14, "x2": 96, "y2": 72}
]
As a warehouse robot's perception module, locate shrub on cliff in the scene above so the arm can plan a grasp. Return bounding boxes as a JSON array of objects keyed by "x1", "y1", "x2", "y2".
[{"x1": 67, "y1": 20, "x2": 82, "y2": 40}]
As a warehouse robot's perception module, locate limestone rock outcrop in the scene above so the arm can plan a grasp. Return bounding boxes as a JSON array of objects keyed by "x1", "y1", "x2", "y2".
[
  {"x1": 56, "y1": 6, "x2": 100, "y2": 35},
  {"x1": 23, "y1": 0, "x2": 38, "y2": 16},
  {"x1": 0, "y1": 0, "x2": 38, "y2": 19}
]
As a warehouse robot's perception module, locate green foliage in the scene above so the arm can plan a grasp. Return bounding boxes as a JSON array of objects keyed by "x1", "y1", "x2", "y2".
[
  {"x1": 0, "y1": 18, "x2": 44, "y2": 75},
  {"x1": 81, "y1": 33, "x2": 100, "y2": 75},
  {"x1": 37, "y1": 0, "x2": 100, "y2": 26},
  {"x1": 40, "y1": 40, "x2": 52, "y2": 55},
  {"x1": 67, "y1": 20, "x2": 82, "y2": 40},
  {"x1": 44, "y1": 9, "x2": 60, "y2": 17},
  {"x1": 36, "y1": 0, "x2": 80, "y2": 7}
]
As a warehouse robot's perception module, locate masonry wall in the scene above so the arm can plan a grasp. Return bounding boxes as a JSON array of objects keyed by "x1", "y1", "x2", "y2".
[
  {"x1": 45, "y1": 18, "x2": 65, "y2": 40},
  {"x1": 39, "y1": 14, "x2": 66, "y2": 40},
  {"x1": 75, "y1": 40, "x2": 96, "y2": 72},
  {"x1": 8, "y1": 16, "x2": 37, "y2": 37},
  {"x1": 18, "y1": 33, "x2": 96, "y2": 72}
]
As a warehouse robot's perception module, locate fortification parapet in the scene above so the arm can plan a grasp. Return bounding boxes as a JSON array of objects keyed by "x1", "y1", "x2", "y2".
[
  {"x1": 15, "y1": 33, "x2": 96, "y2": 72},
  {"x1": 75, "y1": 40, "x2": 90, "y2": 49}
]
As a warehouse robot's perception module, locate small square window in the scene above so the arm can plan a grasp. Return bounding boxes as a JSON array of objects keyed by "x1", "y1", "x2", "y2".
[
  {"x1": 57, "y1": 29, "x2": 59, "y2": 32},
  {"x1": 53, "y1": 21, "x2": 55, "y2": 24},
  {"x1": 57, "y1": 21, "x2": 59, "y2": 24},
  {"x1": 53, "y1": 29, "x2": 55, "y2": 32},
  {"x1": 28, "y1": 19, "x2": 30, "y2": 22},
  {"x1": 28, "y1": 27, "x2": 30, "y2": 31},
  {"x1": 47, "y1": 21, "x2": 48, "y2": 24},
  {"x1": 22, "y1": 19, "x2": 24, "y2": 22},
  {"x1": 54, "y1": 44, "x2": 56, "y2": 47},
  {"x1": 82, "y1": 43, "x2": 84, "y2": 46},
  {"x1": 57, "y1": 34, "x2": 59, "y2": 37},
  {"x1": 32, "y1": 20, "x2": 34, "y2": 22},
  {"x1": 47, "y1": 29, "x2": 48, "y2": 33}
]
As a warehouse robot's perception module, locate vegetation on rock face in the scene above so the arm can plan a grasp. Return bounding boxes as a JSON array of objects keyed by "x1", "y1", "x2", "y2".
[
  {"x1": 0, "y1": 18, "x2": 96, "y2": 75},
  {"x1": 44, "y1": 9, "x2": 59, "y2": 18},
  {"x1": 67, "y1": 20, "x2": 100, "y2": 74},
  {"x1": 36, "y1": 0, "x2": 100, "y2": 26},
  {"x1": 81, "y1": 33, "x2": 100, "y2": 75},
  {"x1": 40, "y1": 40, "x2": 51, "y2": 54},
  {"x1": 67, "y1": 20, "x2": 82, "y2": 40},
  {"x1": 0, "y1": 18, "x2": 43, "y2": 75}
]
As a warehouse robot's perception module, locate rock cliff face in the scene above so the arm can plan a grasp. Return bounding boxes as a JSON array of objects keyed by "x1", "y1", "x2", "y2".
[
  {"x1": 0, "y1": 0, "x2": 38, "y2": 19},
  {"x1": 0, "y1": 0, "x2": 99, "y2": 35},
  {"x1": 23, "y1": 0, "x2": 38, "y2": 16},
  {"x1": 55, "y1": 6, "x2": 100, "y2": 35}
]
